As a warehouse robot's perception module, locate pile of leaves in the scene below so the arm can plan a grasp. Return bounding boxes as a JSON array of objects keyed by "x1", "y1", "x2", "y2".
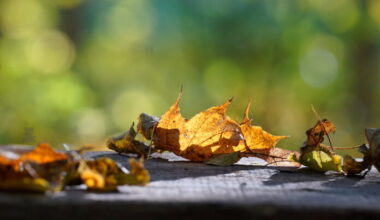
[
  {"x1": 107, "y1": 93, "x2": 299, "y2": 167},
  {"x1": 107, "y1": 93, "x2": 380, "y2": 176},
  {"x1": 0, "y1": 143, "x2": 149, "y2": 193}
]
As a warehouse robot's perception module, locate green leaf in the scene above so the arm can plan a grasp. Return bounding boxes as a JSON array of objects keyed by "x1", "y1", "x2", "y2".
[{"x1": 300, "y1": 150, "x2": 342, "y2": 173}]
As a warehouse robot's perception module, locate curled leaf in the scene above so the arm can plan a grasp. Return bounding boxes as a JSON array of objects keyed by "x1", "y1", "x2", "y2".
[
  {"x1": 137, "y1": 113, "x2": 159, "y2": 140},
  {"x1": 295, "y1": 119, "x2": 342, "y2": 173},
  {"x1": 107, "y1": 123, "x2": 150, "y2": 157},
  {"x1": 366, "y1": 128, "x2": 380, "y2": 171},
  {"x1": 342, "y1": 128, "x2": 380, "y2": 176},
  {"x1": 305, "y1": 119, "x2": 336, "y2": 146}
]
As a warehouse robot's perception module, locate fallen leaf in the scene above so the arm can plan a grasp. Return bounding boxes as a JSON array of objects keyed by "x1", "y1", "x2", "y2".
[
  {"x1": 342, "y1": 128, "x2": 380, "y2": 176},
  {"x1": 0, "y1": 143, "x2": 70, "y2": 192},
  {"x1": 152, "y1": 93, "x2": 243, "y2": 162},
  {"x1": 79, "y1": 157, "x2": 150, "y2": 191},
  {"x1": 305, "y1": 119, "x2": 336, "y2": 146},
  {"x1": 125, "y1": 158, "x2": 150, "y2": 185},
  {"x1": 290, "y1": 145, "x2": 342, "y2": 172},
  {"x1": 342, "y1": 145, "x2": 371, "y2": 176},
  {"x1": 107, "y1": 123, "x2": 150, "y2": 157},
  {"x1": 236, "y1": 103, "x2": 299, "y2": 166},
  {"x1": 367, "y1": 128, "x2": 380, "y2": 171},
  {"x1": 290, "y1": 119, "x2": 342, "y2": 173},
  {"x1": 137, "y1": 113, "x2": 159, "y2": 140}
]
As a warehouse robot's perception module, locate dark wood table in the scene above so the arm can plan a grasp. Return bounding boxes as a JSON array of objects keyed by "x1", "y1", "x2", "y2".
[{"x1": 1, "y1": 151, "x2": 380, "y2": 219}]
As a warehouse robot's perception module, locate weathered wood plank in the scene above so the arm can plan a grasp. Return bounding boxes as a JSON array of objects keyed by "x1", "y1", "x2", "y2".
[{"x1": 1, "y1": 151, "x2": 380, "y2": 219}]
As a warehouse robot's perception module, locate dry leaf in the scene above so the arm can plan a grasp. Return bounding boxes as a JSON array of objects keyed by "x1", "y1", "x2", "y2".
[
  {"x1": 0, "y1": 143, "x2": 70, "y2": 192},
  {"x1": 236, "y1": 103, "x2": 299, "y2": 166},
  {"x1": 305, "y1": 119, "x2": 336, "y2": 146},
  {"x1": 342, "y1": 145, "x2": 371, "y2": 176},
  {"x1": 107, "y1": 123, "x2": 150, "y2": 157},
  {"x1": 137, "y1": 113, "x2": 159, "y2": 140},
  {"x1": 342, "y1": 128, "x2": 380, "y2": 176},
  {"x1": 125, "y1": 158, "x2": 150, "y2": 185},
  {"x1": 152, "y1": 93, "x2": 243, "y2": 162},
  {"x1": 289, "y1": 119, "x2": 342, "y2": 173},
  {"x1": 79, "y1": 157, "x2": 150, "y2": 191}
]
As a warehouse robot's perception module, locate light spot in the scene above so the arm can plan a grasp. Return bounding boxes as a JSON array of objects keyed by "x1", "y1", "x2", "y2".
[
  {"x1": 368, "y1": 0, "x2": 380, "y2": 26},
  {"x1": 25, "y1": 30, "x2": 76, "y2": 74},
  {"x1": 100, "y1": 0, "x2": 153, "y2": 49},
  {"x1": 0, "y1": 0, "x2": 56, "y2": 38},
  {"x1": 299, "y1": 48, "x2": 338, "y2": 88}
]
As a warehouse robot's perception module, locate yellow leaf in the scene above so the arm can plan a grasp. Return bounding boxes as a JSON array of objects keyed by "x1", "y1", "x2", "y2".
[
  {"x1": 299, "y1": 150, "x2": 342, "y2": 172},
  {"x1": 79, "y1": 157, "x2": 150, "y2": 191},
  {"x1": 153, "y1": 93, "x2": 243, "y2": 161},
  {"x1": 236, "y1": 103, "x2": 298, "y2": 166}
]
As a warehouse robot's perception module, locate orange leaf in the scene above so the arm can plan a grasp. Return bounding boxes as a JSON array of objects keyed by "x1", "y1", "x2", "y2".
[
  {"x1": 19, "y1": 143, "x2": 68, "y2": 164},
  {"x1": 153, "y1": 93, "x2": 243, "y2": 161},
  {"x1": 239, "y1": 102, "x2": 288, "y2": 150},
  {"x1": 236, "y1": 103, "x2": 299, "y2": 166},
  {"x1": 0, "y1": 143, "x2": 69, "y2": 192}
]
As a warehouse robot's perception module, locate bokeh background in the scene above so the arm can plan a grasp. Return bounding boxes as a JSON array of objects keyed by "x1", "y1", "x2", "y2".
[{"x1": 1, "y1": 0, "x2": 379, "y2": 156}]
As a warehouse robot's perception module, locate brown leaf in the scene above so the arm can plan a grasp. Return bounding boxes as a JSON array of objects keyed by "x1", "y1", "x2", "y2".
[
  {"x1": 366, "y1": 128, "x2": 380, "y2": 172},
  {"x1": 293, "y1": 120, "x2": 342, "y2": 173},
  {"x1": 305, "y1": 119, "x2": 336, "y2": 147},
  {"x1": 107, "y1": 123, "x2": 150, "y2": 157},
  {"x1": 343, "y1": 128, "x2": 380, "y2": 176},
  {"x1": 342, "y1": 145, "x2": 371, "y2": 176}
]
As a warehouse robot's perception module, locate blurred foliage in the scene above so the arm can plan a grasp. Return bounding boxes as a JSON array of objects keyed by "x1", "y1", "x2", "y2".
[{"x1": 0, "y1": 0, "x2": 380, "y2": 156}]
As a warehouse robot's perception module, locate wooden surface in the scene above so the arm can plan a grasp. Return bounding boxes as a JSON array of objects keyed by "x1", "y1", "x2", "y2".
[{"x1": 1, "y1": 151, "x2": 380, "y2": 219}]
